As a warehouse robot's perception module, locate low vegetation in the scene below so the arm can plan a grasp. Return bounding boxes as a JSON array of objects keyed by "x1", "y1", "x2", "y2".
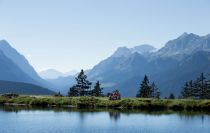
[{"x1": 0, "y1": 96, "x2": 210, "y2": 112}]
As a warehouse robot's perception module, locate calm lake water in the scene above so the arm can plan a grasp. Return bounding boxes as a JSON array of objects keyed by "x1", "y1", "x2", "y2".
[{"x1": 0, "y1": 106, "x2": 210, "y2": 133}]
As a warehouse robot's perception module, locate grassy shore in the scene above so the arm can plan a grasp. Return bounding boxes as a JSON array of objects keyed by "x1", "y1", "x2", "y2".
[{"x1": 0, "y1": 96, "x2": 210, "y2": 111}]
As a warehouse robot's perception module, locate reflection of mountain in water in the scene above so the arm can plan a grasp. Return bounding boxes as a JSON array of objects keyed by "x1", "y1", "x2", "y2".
[{"x1": 109, "y1": 112, "x2": 120, "y2": 121}]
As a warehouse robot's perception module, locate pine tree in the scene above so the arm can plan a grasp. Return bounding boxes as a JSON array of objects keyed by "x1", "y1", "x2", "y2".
[
  {"x1": 199, "y1": 73, "x2": 206, "y2": 99},
  {"x1": 75, "y1": 69, "x2": 92, "y2": 96},
  {"x1": 151, "y1": 82, "x2": 155, "y2": 98},
  {"x1": 194, "y1": 73, "x2": 206, "y2": 99},
  {"x1": 68, "y1": 85, "x2": 78, "y2": 97},
  {"x1": 181, "y1": 81, "x2": 193, "y2": 98},
  {"x1": 151, "y1": 82, "x2": 160, "y2": 98},
  {"x1": 136, "y1": 75, "x2": 151, "y2": 98},
  {"x1": 92, "y1": 81, "x2": 103, "y2": 97}
]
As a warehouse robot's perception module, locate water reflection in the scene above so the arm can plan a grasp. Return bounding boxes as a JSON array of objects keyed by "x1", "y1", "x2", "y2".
[
  {"x1": 109, "y1": 112, "x2": 121, "y2": 121},
  {"x1": 0, "y1": 106, "x2": 210, "y2": 133},
  {"x1": 1, "y1": 105, "x2": 210, "y2": 116}
]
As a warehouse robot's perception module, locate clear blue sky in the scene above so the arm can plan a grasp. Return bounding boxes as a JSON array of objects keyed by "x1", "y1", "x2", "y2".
[{"x1": 0, "y1": 0, "x2": 210, "y2": 72}]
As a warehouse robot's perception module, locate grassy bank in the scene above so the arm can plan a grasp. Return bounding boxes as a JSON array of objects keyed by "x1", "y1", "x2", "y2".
[{"x1": 0, "y1": 96, "x2": 210, "y2": 112}]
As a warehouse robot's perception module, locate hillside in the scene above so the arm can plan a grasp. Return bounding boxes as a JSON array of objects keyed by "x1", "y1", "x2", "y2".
[
  {"x1": 0, "y1": 40, "x2": 54, "y2": 89},
  {"x1": 0, "y1": 80, "x2": 55, "y2": 95}
]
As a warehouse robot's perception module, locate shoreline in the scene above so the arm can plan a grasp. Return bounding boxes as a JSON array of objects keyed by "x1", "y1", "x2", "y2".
[{"x1": 0, "y1": 96, "x2": 210, "y2": 112}]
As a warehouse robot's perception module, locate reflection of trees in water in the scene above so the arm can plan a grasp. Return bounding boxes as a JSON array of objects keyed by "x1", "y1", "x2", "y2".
[
  {"x1": 109, "y1": 112, "x2": 120, "y2": 121},
  {"x1": 79, "y1": 112, "x2": 86, "y2": 121},
  {"x1": 178, "y1": 113, "x2": 207, "y2": 125}
]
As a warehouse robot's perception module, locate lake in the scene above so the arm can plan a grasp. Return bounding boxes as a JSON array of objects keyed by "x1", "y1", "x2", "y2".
[{"x1": 0, "y1": 106, "x2": 210, "y2": 133}]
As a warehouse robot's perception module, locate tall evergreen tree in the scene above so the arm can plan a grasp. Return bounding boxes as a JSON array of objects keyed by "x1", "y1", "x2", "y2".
[
  {"x1": 194, "y1": 73, "x2": 206, "y2": 99},
  {"x1": 92, "y1": 81, "x2": 103, "y2": 97},
  {"x1": 136, "y1": 75, "x2": 152, "y2": 98},
  {"x1": 151, "y1": 82, "x2": 160, "y2": 98},
  {"x1": 198, "y1": 73, "x2": 205, "y2": 99},
  {"x1": 181, "y1": 81, "x2": 193, "y2": 98},
  {"x1": 69, "y1": 69, "x2": 92, "y2": 96},
  {"x1": 151, "y1": 82, "x2": 155, "y2": 98},
  {"x1": 75, "y1": 69, "x2": 92, "y2": 96}
]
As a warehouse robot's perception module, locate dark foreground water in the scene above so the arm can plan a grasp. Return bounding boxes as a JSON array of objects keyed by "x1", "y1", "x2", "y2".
[{"x1": 0, "y1": 107, "x2": 210, "y2": 133}]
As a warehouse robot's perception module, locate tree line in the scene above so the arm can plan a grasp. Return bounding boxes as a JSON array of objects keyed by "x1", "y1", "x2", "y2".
[
  {"x1": 66, "y1": 69, "x2": 210, "y2": 100},
  {"x1": 136, "y1": 73, "x2": 210, "y2": 99},
  {"x1": 181, "y1": 73, "x2": 210, "y2": 99}
]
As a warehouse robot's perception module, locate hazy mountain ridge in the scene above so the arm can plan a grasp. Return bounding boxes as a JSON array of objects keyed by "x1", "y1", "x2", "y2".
[
  {"x1": 39, "y1": 69, "x2": 66, "y2": 79},
  {"x1": 0, "y1": 40, "x2": 46, "y2": 85},
  {"x1": 39, "y1": 69, "x2": 78, "y2": 79},
  {"x1": 0, "y1": 40, "x2": 55, "y2": 94},
  {"x1": 0, "y1": 50, "x2": 38, "y2": 84}
]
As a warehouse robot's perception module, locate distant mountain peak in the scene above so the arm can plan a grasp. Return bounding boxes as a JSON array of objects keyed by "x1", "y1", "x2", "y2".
[
  {"x1": 112, "y1": 46, "x2": 131, "y2": 57},
  {"x1": 39, "y1": 69, "x2": 78, "y2": 79},
  {"x1": 112, "y1": 44, "x2": 156, "y2": 58},
  {"x1": 130, "y1": 44, "x2": 156, "y2": 54},
  {"x1": 0, "y1": 40, "x2": 13, "y2": 48},
  {"x1": 178, "y1": 32, "x2": 199, "y2": 39},
  {"x1": 39, "y1": 69, "x2": 65, "y2": 79},
  {"x1": 156, "y1": 33, "x2": 210, "y2": 57},
  {"x1": 0, "y1": 39, "x2": 9, "y2": 43},
  {"x1": 181, "y1": 32, "x2": 188, "y2": 36}
]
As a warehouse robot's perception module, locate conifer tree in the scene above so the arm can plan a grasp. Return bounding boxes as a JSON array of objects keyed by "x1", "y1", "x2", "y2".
[
  {"x1": 136, "y1": 75, "x2": 151, "y2": 98},
  {"x1": 151, "y1": 82, "x2": 155, "y2": 98},
  {"x1": 69, "y1": 69, "x2": 92, "y2": 96},
  {"x1": 92, "y1": 81, "x2": 103, "y2": 97},
  {"x1": 151, "y1": 82, "x2": 160, "y2": 98},
  {"x1": 193, "y1": 73, "x2": 206, "y2": 99},
  {"x1": 197, "y1": 73, "x2": 206, "y2": 99},
  {"x1": 68, "y1": 85, "x2": 78, "y2": 97},
  {"x1": 181, "y1": 81, "x2": 193, "y2": 98}
]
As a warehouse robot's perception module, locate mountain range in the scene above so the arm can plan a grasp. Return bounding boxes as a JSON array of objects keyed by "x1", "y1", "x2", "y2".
[
  {"x1": 0, "y1": 32, "x2": 210, "y2": 97},
  {"x1": 0, "y1": 40, "x2": 54, "y2": 95},
  {"x1": 86, "y1": 33, "x2": 210, "y2": 97}
]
